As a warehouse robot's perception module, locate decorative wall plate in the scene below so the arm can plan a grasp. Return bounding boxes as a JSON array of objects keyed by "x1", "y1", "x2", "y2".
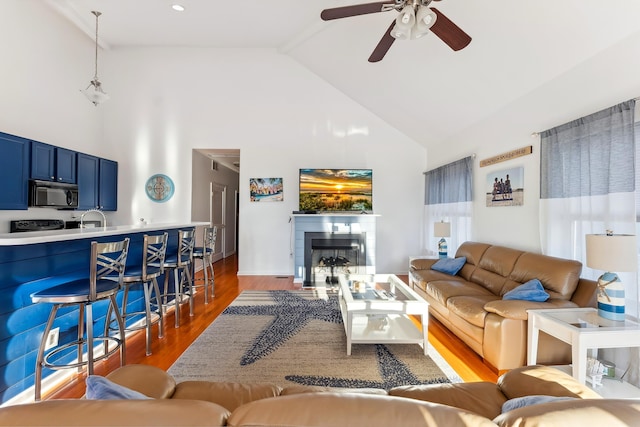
[{"x1": 146, "y1": 174, "x2": 174, "y2": 203}]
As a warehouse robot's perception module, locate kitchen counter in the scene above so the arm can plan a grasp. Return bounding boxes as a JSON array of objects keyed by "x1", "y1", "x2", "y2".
[
  {"x1": 0, "y1": 222, "x2": 209, "y2": 246},
  {"x1": 0, "y1": 221, "x2": 210, "y2": 404}
]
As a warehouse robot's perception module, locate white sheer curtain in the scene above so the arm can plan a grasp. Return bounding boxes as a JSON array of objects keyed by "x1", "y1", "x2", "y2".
[
  {"x1": 539, "y1": 99, "x2": 638, "y2": 385},
  {"x1": 424, "y1": 156, "x2": 473, "y2": 256},
  {"x1": 539, "y1": 100, "x2": 636, "y2": 305}
]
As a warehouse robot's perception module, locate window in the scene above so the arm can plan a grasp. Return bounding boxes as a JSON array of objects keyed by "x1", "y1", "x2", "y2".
[{"x1": 423, "y1": 156, "x2": 473, "y2": 256}]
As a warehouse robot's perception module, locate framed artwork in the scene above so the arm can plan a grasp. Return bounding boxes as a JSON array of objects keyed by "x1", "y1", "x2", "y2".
[
  {"x1": 145, "y1": 174, "x2": 174, "y2": 203},
  {"x1": 250, "y1": 177, "x2": 283, "y2": 202},
  {"x1": 486, "y1": 167, "x2": 524, "y2": 207}
]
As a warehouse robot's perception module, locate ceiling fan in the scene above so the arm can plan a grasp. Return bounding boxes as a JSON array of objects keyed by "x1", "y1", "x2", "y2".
[{"x1": 320, "y1": 0, "x2": 471, "y2": 62}]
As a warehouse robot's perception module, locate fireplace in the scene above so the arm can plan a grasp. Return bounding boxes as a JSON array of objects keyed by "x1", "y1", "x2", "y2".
[
  {"x1": 292, "y1": 214, "x2": 377, "y2": 285},
  {"x1": 304, "y1": 232, "x2": 366, "y2": 286}
]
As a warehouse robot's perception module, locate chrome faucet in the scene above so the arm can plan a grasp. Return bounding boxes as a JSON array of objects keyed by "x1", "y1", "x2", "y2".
[{"x1": 80, "y1": 209, "x2": 107, "y2": 228}]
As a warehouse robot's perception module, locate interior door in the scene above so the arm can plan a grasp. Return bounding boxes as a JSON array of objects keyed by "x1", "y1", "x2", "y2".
[{"x1": 210, "y1": 182, "x2": 226, "y2": 262}]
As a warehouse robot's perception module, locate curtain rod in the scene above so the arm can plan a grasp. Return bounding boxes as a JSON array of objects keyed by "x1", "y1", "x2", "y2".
[
  {"x1": 531, "y1": 96, "x2": 640, "y2": 137},
  {"x1": 423, "y1": 154, "x2": 475, "y2": 175}
]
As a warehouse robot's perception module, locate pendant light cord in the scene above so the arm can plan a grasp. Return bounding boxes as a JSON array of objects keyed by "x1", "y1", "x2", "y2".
[{"x1": 92, "y1": 11, "x2": 101, "y2": 81}]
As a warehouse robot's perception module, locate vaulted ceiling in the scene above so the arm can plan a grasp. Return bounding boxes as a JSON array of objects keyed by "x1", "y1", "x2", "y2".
[{"x1": 45, "y1": 0, "x2": 640, "y2": 153}]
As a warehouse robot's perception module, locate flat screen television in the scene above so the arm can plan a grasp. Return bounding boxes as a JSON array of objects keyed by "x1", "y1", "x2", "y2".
[{"x1": 299, "y1": 169, "x2": 373, "y2": 213}]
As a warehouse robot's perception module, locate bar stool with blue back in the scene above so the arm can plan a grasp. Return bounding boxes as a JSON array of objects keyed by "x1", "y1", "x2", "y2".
[
  {"x1": 192, "y1": 226, "x2": 217, "y2": 302},
  {"x1": 105, "y1": 232, "x2": 168, "y2": 356},
  {"x1": 160, "y1": 229, "x2": 195, "y2": 328},
  {"x1": 30, "y1": 238, "x2": 129, "y2": 401}
]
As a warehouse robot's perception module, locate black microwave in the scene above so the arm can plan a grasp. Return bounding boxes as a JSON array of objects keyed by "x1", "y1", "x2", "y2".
[{"x1": 29, "y1": 180, "x2": 79, "y2": 209}]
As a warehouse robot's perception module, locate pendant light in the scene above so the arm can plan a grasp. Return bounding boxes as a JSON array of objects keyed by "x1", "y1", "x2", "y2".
[{"x1": 81, "y1": 11, "x2": 109, "y2": 106}]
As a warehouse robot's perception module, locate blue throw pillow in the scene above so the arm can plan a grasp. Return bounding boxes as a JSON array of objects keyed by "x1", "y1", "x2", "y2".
[
  {"x1": 503, "y1": 279, "x2": 550, "y2": 302},
  {"x1": 431, "y1": 257, "x2": 466, "y2": 276},
  {"x1": 85, "y1": 375, "x2": 151, "y2": 400},
  {"x1": 502, "y1": 395, "x2": 575, "y2": 413}
]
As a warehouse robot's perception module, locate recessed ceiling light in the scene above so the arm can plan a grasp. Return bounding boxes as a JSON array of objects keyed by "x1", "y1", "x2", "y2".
[{"x1": 172, "y1": 4, "x2": 185, "y2": 12}]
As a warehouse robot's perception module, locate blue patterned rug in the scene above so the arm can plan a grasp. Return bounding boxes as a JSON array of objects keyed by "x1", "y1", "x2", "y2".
[{"x1": 168, "y1": 290, "x2": 461, "y2": 389}]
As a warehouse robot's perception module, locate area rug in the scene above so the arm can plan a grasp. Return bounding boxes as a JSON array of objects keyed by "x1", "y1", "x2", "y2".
[{"x1": 168, "y1": 290, "x2": 462, "y2": 389}]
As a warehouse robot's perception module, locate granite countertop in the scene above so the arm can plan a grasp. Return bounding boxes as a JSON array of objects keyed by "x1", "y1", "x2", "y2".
[{"x1": 0, "y1": 222, "x2": 209, "y2": 246}]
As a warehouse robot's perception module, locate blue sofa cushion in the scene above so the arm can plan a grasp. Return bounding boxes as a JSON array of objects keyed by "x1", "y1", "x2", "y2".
[
  {"x1": 431, "y1": 257, "x2": 467, "y2": 276},
  {"x1": 503, "y1": 279, "x2": 550, "y2": 302},
  {"x1": 502, "y1": 395, "x2": 575, "y2": 413},
  {"x1": 85, "y1": 375, "x2": 151, "y2": 400}
]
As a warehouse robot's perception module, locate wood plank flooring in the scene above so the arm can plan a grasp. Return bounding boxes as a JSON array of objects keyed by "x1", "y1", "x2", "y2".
[{"x1": 46, "y1": 255, "x2": 497, "y2": 400}]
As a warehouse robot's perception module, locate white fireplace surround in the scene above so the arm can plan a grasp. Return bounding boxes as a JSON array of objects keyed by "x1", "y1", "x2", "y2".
[{"x1": 292, "y1": 214, "x2": 378, "y2": 284}]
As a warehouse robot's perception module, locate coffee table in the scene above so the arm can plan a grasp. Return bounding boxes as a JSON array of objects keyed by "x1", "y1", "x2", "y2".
[{"x1": 337, "y1": 273, "x2": 429, "y2": 356}]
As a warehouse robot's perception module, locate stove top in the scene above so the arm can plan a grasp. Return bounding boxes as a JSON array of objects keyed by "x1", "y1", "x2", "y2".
[{"x1": 10, "y1": 219, "x2": 65, "y2": 233}]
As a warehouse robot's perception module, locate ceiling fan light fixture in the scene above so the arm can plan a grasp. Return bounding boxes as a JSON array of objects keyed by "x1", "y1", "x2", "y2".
[
  {"x1": 391, "y1": 5, "x2": 415, "y2": 40},
  {"x1": 80, "y1": 11, "x2": 108, "y2": 106},
  {"x1": 413, "y1": 5, "x2": 437, "y2": 39}
]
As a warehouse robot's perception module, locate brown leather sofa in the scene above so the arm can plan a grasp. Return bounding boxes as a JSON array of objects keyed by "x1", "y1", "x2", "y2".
[
  {"x1": 1, "y1": 364, "x2": 639, "y2": 426},
  {"x1": 409, "y1": 241, "x2": 598, "y2": 371}
]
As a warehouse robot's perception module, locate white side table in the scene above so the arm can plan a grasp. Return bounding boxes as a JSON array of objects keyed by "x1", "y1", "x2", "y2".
[{"x1": 527, "y1": 307, "x2": 640, "y2": 385}]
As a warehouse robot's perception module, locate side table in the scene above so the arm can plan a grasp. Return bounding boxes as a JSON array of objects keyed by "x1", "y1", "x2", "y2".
[{"x1": 527, "y1": 307, "x2": 640, "y2": 385}]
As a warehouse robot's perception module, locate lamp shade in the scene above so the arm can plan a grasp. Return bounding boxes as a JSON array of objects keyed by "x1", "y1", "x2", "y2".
[
  {"x1": 81, "y1": 81, "x2": 110, "y2": 106},
  {"x1": 414, "y1": 6, "x2": 437, "y2": 38},
  {"x1": 434, "y1": 222, "x2": 451, "y2": 238},
  {"x1": 586, "y1": 234, "x2": 637, "y2": 272},
  {"x1": 391, "y1": 5, "x2": 415, "y2": 40}
]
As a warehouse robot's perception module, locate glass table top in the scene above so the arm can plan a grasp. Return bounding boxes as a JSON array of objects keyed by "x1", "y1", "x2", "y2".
[
  {"x1": 338, "y1": 273, "x2": 416, "y2": 303},
  {"x1": 535, "y1": 308, "x2": 640, "y2": 330}
]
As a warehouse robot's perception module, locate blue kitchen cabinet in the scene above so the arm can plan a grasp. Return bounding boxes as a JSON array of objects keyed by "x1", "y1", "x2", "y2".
[
  {"x1": 30, "y1": 141, "x2": 77, "y2": 183},
  {"x1": 99, "y1": 158, "x2": 118, "y2": 211},
  {"x1": 77, "y1": 153, "x2": 117, "y2": 211},
  {"x1": 0, "y1": 132, "x2": 29, "y2": 210},
  {"x1": 56, "y1": 147, "x2": 77, "y2": 183}
]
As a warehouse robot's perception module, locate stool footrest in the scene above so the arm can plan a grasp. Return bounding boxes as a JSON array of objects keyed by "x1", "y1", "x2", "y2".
[
  {"x1": 107, "y1": 312, "x2": 162, "y2": 333},
  {"x1": 41, "y1": 337, "x2": 123, "y2": 371}
]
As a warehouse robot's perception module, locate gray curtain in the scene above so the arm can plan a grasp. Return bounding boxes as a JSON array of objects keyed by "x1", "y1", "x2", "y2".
[
  {"x1": 540, "y1": 100, "x2": 636, "y2": 199},
  {"x1": 424, "y1": 156, "x2": 473, "y2": 205}
]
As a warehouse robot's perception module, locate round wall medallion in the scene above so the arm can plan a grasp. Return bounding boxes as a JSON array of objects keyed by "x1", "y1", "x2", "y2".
[{"x1": 145, "y1": 174, "x2": 174, "y2": 203}]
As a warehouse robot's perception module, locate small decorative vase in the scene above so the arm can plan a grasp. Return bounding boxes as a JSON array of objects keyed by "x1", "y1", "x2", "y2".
[{"x1": 597, "y1": 272, "x2": 625, "y2": 321}]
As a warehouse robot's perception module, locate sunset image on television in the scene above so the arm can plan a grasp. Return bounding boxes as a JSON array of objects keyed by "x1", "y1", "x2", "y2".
[{"x1": 299, "y1": 169, "x2": 373, "y2": 212}]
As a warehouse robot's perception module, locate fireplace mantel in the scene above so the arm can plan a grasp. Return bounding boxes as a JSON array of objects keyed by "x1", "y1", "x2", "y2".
[{"x1": 292, "y1": 214, "x2": 378, "y2": 284}]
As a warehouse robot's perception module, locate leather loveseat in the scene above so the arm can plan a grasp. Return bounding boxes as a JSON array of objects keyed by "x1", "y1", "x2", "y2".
[
  {"x1": 1, "y1": 364, "x2": 639, "y2": 426},
  {"x1": 409, "y1": 241, "x2": 598, "y2": 371}
]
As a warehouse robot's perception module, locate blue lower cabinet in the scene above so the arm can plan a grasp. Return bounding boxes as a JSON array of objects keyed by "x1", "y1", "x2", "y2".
[{"x1": 0, "y1": 227, "x2": 192, "y2": 404}]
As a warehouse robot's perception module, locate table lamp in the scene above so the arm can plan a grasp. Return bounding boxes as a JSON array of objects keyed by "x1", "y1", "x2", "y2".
[
  {"x1": 585, "y1": 232, "x2": 637, "y2": 321},
  {"x1": 434, "y1": 221, "x2": 451, "y2": 259}
]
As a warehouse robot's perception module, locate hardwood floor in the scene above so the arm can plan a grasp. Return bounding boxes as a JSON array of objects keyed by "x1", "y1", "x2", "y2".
[{"x1": 46, "y1": 255, "x2": 496, "y2": 400}]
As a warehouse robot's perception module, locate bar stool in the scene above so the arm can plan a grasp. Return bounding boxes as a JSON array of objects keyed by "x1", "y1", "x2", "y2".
[
  {"x1": 192, "y1": 226, "x2": 217, "y2": 302},
  {"x1": 105, "y1": 232, "x2": 168, "y2": 356},
  {"x1": 160, "y1": 229, "x2": 195, "y2": 328},
  {"x1": 30, "y1": 238, "x2": 129, "y2": 401}
]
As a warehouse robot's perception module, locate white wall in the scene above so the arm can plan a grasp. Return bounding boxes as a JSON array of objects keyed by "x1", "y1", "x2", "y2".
[
  {"x1": 0, "y1": 1, "x2": 105, "y2": 231},
  {"x1": 426, "y1": 30, "x2": 640, "y2": 254},
  {"x1": 0, "y1": 3, "x2": 426, "y2": 275},
  {"x1": 101, "y1": 47, "x2": 427, "y2": 276},
  {"x1": 9, "y1": 2, "x2": 640, "y2": 276}
]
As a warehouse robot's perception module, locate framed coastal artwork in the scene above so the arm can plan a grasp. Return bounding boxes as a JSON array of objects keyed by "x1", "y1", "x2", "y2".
[
  {"x1": 486, "y1": 167, "x2": 524, "y2": 207},
  {"x1": 249, "y1": 177, "x2": 283, "y2": 202}
]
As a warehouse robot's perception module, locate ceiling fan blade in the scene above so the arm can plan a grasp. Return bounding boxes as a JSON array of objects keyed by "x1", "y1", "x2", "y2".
[
  {"x1": 321, "y1": 1, "x2": 391, "y2": 21},
  {"x1": 368, "y1": 21, "x2": 396, "y2": 63},
  {"x1": 430, "y1": 7, "x2": 471, "y2": 51}
]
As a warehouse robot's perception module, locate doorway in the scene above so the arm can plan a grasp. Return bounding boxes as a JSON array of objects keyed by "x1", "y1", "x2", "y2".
[
  {"x1": 210, "y1": 182, "x2": 226, "y2": 262},
  {"x1": 192, "y1": 148, "x2": 240, "y2": 265}
]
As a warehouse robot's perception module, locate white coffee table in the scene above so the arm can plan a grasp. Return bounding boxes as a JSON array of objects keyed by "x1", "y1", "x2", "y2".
[{"x1": 337, "y1": 273, "x2": 429, "y2": 356}]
